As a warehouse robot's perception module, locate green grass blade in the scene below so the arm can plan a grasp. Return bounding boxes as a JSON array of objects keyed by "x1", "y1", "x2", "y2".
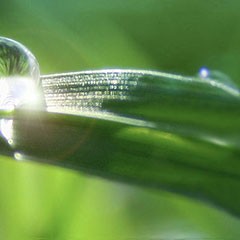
[{"x1": 1, "y1": 70, "x2": 240, "y2": 216}]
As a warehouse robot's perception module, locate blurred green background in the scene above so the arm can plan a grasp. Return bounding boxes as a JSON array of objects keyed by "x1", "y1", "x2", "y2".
[{"x1": 1, "y1": 0, "x2": 240, "y2": 239}]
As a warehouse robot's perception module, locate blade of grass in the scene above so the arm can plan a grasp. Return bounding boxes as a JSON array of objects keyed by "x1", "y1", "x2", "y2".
[{"x1": 0, "y1": 69, "x2": 240, "y2": 216}]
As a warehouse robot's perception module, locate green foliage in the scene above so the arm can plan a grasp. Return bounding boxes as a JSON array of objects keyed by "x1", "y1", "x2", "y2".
[{"x1": 1, "y1": 0, "x2": 240, "y2": 239}]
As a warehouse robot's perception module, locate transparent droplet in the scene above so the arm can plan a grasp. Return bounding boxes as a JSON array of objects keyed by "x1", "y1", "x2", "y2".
[
  {"x1": 198, "y1": 67, "x2": 210, "y2": 79},
  {"x1": 198, "y1": 67, "x2": 237, "y2": 88},
  {"x1": 0, "y1": 37, "x2": 44, "y2": 147},
  {"x1": 0, "y1": 37, "x2": 41, "y2": 110},
  {"x1": 198, "y1": 67, "x2": 239, "y2": 96}
]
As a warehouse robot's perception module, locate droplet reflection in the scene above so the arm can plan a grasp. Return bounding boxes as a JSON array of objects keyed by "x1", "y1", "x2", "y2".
[
  {"x1": 0, "y1": 37, "x2": 43, "y2": 146},
  {"x1": 198, "y1": 67, "x2": 239, "y2": 96},
  {"x1": 198, "y1": 67, "x2": 209, "y2": 79},
  {"x1": 198, "y1": 67, "x2": 236, "y2": 87},
  {"x1": 0, "y1": 37, "x2": 41, "y2": 109}
]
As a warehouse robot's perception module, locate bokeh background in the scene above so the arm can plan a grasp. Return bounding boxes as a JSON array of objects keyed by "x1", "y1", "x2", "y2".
[{"x1": 1, "y1": 0, "x2": 240, "y2": 239}]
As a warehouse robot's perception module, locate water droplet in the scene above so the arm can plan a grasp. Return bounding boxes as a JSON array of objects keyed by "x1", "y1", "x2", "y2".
[
  {"x1": 0, "y1": 37, "x2": 41, "y2": 110},
  {"x1": 0, "y1": 37, "x2": 44, "y2": 147},
  {"x1": 198, "y1": 67, "x2": 210, "y2": 79},
  {"x1": 198, "y1": 67, "x2": 231, "y2": 83},
  {"x1": 198, "y1": 67, "x2": 239, "y2": 96}
]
